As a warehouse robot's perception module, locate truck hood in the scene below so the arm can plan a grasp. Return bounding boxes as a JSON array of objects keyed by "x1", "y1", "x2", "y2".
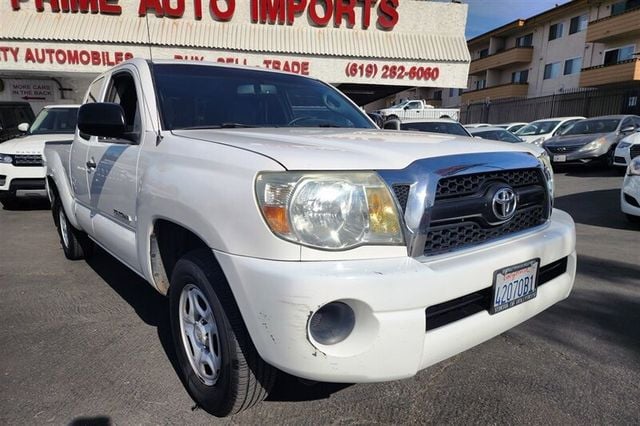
[
  {"x1": 545, "y1": 133, "x2": 609, "y2": 148},
  {"x1": 173, "y1": 128, "x2": 541, "y2": 170},
  {"x1": 0, "y1": 133, "x2": 73, "y2": 155}
]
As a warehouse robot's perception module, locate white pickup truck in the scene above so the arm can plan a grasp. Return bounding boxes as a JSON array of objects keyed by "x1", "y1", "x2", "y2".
[
  {"x1": 43, "y1": 59, "x2": 576, "y2": 417},
  {"x1": 377, "y1": 99, "x2": 460, "y2": 122}
]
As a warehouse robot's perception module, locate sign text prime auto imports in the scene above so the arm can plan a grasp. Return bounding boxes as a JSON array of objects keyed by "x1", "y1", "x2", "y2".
[{"x1": 9, "y1": 0, "x2": 400, "y2": 29}]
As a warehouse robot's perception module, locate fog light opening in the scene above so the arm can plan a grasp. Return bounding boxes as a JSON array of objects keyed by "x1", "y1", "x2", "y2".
[{"x1": 309, "y1": 301, "x2": 355, "y2": 346}]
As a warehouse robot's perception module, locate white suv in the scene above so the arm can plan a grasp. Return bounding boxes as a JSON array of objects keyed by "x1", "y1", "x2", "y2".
[{"x1": 0, "y1": 104, "x2": 79, "y2": 208}]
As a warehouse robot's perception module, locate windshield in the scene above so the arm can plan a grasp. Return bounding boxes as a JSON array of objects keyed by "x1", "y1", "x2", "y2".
[
  {"x1": 29, "y1": 107, "x2": 78, "y2": 135},
  {"x1": 153, "y1": 64, "x2": 374, "y2": 130},
  {"x1": 401, "y1": 121, "x2": 470, "y2": 137},
  {"x1": 516, "y1": 120, "x2": 560, "y2": 136},
  {"x1": 473, "y1": 129, "x2": 523, "y2": 143},
  {"x1": 563, "y1": 119, "x2": 621, "y2": 135}
]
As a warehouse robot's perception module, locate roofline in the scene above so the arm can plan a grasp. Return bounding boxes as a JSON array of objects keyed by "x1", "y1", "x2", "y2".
[{"x1": 467, "y1": 0, "x2": 589, "y2": 46}]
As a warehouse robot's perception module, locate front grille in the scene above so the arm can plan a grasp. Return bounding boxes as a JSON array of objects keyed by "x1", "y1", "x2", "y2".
[
  {"x1": 392, "y1": 184, "x2": 411, "y2": 211},
  {"x1": 13, "y1": 154, "x2": 43, "y2": 167},
  {"x1": 546, "y1": 145, "x2": 582, "y2": 155},
  {"x1": 436, "y1": 169, "x2": 540, "y2": 200},
  {"x1": 425, "y1": 257, "x2": 568, "y2": 331},
  {"x1": 425, "y1": 206, "x2": 546, "y2": 256},
  {"x1": 631, "y1": 145, "x2": 640, "y2": 160},
  {"x1": 425, "y1": 168, "x2": 549, "y2": 257}
]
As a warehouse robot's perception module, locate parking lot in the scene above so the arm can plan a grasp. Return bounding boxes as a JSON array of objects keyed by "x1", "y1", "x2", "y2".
[{"x1": 0, "y1": 166, "x2": 638, "y2": 425}]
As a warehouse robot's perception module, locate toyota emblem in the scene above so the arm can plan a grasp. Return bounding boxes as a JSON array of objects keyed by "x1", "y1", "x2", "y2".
[{"x1": 492, "y1": 187, "x2": 517, "y2": 222}]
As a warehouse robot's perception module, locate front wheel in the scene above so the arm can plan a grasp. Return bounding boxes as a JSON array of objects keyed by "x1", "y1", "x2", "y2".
[
  {"x1": 626, "y1": 214, "x2": 640, "y2": 224},
  {"x1": 169, "y1": 249, "x2": 277, "y2": 417},
  {"x1": 53, "y1": 200, "x2": 93, "y2": 260}
]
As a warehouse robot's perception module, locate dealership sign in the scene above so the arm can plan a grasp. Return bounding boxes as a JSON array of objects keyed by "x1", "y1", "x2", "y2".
[{"x1": 9, "y1": 0, "x2": 400, "y2": 29}]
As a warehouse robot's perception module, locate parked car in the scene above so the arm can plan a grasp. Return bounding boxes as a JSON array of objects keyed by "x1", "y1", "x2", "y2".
[
  {"x1": 613, "y1": 131, "x2": 640, "y2": 169},
  {"x1": 464, "y1": 123, "x2": 491, "y2": 129},
  {"x1": 0, "y1": 101, "x2": 35, "y2": 143},
  {"x1": 468, "y1": 126, "x2": 547, "y2": 158},
  {"x1": 515, "y1": 116, "x2": 585, "y2": 145},
  {"x1": 0, "y1": 104, "x2": 79, "y2": 208},
  {"x1": 494, "y1": 122, "x2": 528, "y2": 133},
  {"x1": 44, "y1": 59, "x2": 575, "y2": 417},
  {"x1": 376, "y1": 99, "x2": 459, "y2": 121},
  {"x1": 622, "y1": 157, "x2": 640, "y2": 223},
  {"x1": 400, "y1": 118, "x2": 472, "y2": 137},
  {"x1": 544, "y1": 115, "x2": 640, "y2": 167}
]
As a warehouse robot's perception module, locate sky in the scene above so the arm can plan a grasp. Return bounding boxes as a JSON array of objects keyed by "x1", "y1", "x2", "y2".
[{"x1": 461, "y1": 0, "x2": 572, "y2": 39}]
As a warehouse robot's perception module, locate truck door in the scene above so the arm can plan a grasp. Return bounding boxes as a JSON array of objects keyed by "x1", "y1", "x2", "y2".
[
  {"x1": 87, "y1": 68, "x2": 145, "y2": 270},
  {"x1": 71, "y1": 76, "x2": 105, "y2": 232}
]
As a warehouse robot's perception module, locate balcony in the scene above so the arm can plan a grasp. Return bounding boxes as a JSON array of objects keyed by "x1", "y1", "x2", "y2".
[
  {"x1": 468, "y1": 47, "x2": 534, "y2": 75},
  {"x1": 580, "y1": 59, "x2": 640, "y2": 87},
  {"x1": 586, "y1": 7, "x2": 640, "y2": 43},
  {"x1": 461, "y1": 83, "x2": 529, "y2": 105}
]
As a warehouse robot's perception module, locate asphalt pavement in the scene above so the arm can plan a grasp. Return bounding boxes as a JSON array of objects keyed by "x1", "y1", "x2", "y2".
[{"x1": 0, "y1": 166, "x2": 638, "y2": 425}]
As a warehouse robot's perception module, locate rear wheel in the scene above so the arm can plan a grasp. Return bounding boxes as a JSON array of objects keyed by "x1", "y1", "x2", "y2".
[
  {"x1": 169, "y1": 249, "x2": 276, "y2": 417},
  {"x1": 0, "y1": 196, "x2": 20, "y2": 210},
  {"x1": 53, "y1": 200, "x2": 93, "y2": 260}
]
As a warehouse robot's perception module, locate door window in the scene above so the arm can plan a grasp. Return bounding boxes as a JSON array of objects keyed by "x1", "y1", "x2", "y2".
[{"x1": 105, "y1": 72, "x2": 141, "y2": 139}]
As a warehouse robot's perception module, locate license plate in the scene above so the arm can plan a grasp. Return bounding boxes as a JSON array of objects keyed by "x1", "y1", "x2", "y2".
[
  {"x1": 490, "y1": 259, "x2": 539, "y2": 314},
  {"x1": 553, "y1": 154, "x2": 566, "y2": 162}
]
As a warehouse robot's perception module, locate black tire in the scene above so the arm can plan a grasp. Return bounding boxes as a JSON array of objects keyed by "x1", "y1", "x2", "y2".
[
  {"x1": 0, "y1": 197, "x2": 20, "y2": 210},
  {"x1": 387, "y1": 114, "x2": 399, "y2": 121},
  {"x1": 603, "y1": 146, "x2": 616, "y2": 169},
  {"x1": 169, "y1": 249, "x2": 276, "y2": 417},
  {"x1": 626, "y1": 214, "x2": 640, "y2": 224},
  {"x1": 52, "y1": 199, "x2": 93, "y2": 260}
]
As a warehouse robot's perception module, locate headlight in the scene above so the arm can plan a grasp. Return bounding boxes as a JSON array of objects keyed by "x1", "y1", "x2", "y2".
[
  {"x1": 580, "y1": 137, "x2": 606, "y2": 152},
  {"x1": 538, "y1": 152, "x2": 554, "y2": 201},
  {"x1": 256, "y1": 172, "x2": 404, "y2": 250},
  {"x1": 0, "y1": 153, "x2": 13, "y2": 164},
  {"x1": 617, "y1": 141, "x2": 632, "y2": 150},
  {"x1": 531, "y1": 137, "x2": 545, "y2": 146},
  {"x1": 628, "y1": 158, "x2": 640, "y2": 176}
]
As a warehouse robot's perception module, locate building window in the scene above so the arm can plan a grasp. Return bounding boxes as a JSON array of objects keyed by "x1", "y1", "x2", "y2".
[
  {"x1": 569, "y1": 15, "x2": 588, "y2": 34},
  {"x1": 544, "y1": 62, "x2": 561, "y2": 80},
  {"x1": 458, "y1": 89, "x2": 464, "y2": 97},
  {"x1": 449, "y1": 88, "x2": 457, "y2": 97},
  {"x1": 433, "y1": 90, "x2": 442, "y2": 100},
  {"x1": 479, "y1": 48, "x2": 489, "y2": 58},
  {"x1": 564, "y1": 58, "x2": 582, "y2": 75},
  {"x1": 548, "y1": 23, "x2": 564, "y2": 41},
  {"x1": 611, "y1": 0, "x2": 640, "y2": 16},
  {"x1": 604, "y1": 45, "x2": 636, "y2": 65},
  {"x1": 474, "y1": 80, "x2": 487, "y2": 90},
  {"x1": 516, "y1": 33, "x2": 533, "y2": 48},
  {"x1": 511, "y1": 70, "x2": 529, "y2": 84}
]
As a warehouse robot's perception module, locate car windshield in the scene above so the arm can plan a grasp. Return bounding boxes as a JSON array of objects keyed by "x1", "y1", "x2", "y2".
[
  {"x1": 153, "y1": 64, "x2": 374, "y2": 130},
  {"x1": 516, "y1": 120, "x2": 560, "y2": 136},
  {"x1": 563, "y1": 119, "x2": 621, "y2": 135},
  {"x1": 29, "y1": 107, "x2": 78, "y2": 135},
  {"x1": 474, "y1": 130, "x2": 523, "y2": 143},
  {"x1": 400, "y1": 121, "x2": 470, "y2": 137}
]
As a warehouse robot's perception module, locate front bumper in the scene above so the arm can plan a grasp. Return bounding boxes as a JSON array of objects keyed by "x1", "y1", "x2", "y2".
[
  {"x1": 216, "y1": 209, "x2": 576, "y2": 383},
  {"x1": 547, "y1": 145, "x2": 608, "y2": 165},
  {"x1": 0, "y1": 163, "x2": 46, "y2": 198},
  {"x1": 621, "y1": 175, "x2": 640, "y2": 217}
]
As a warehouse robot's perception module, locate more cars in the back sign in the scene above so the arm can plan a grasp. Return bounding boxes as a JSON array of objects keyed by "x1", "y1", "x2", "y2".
[
  {"x1": 613, "y1": 131, "x2": 640, "y2": 169},
  {"x1": 400, "y1": 118, "x2": 472, "y2": 137},
  {"x1": 515, "y1": 116, "x2": 585, "y2": 145},
  {"x1": 0, "y1": 104, "x2": 79, "y2": 208},
  {"x1": 622, "y1": 157, "x2": 640, "y2": 223},
  {"x1": 544, "y1": 115, "x2": 640, "y2": 167}
]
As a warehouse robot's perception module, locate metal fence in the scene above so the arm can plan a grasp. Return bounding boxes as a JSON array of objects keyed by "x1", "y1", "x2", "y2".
[{"x1": 460, "y1": 86, "x2": 640, "y2": 124}]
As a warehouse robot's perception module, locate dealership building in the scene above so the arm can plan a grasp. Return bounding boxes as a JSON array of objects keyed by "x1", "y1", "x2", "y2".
[{"x1": 0, "y1": 0, "x2": 470, "y2": 113}]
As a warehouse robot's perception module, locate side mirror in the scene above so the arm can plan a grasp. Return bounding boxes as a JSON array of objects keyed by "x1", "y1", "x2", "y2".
[
  {"x1": 78, "y1": 103, "x2": 126, "y2": 139},
  {"x1": 383, "y1": 119, "x2": 401, "y2": 130},
  {"x1": 17, "y1": 123, "x2": 29, "y2": 133},
  {"x1": 620, "y1": 125, "x2": 635, "y2": 134}
]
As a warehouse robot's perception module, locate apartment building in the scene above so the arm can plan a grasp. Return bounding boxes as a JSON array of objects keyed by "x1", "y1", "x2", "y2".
[{"x1": 439, "y1": 0, "x2": 640, "y2": 108}]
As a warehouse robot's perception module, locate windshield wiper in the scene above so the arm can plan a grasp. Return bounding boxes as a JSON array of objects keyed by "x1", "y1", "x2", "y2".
[{"x1": 177, "y1": 123, "x2": 258, "y2": 130}]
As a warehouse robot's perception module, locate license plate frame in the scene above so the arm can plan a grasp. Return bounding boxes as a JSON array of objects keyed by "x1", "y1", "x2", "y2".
[
  {"x1": 553, "y1": 154, "x2": 567, "y2": 162},
  {"x1": 490, "y1": 259, "x2": 539, "y2": 315}
]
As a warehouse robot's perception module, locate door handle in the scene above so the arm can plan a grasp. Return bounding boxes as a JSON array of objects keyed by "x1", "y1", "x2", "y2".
[{"x1": 86, "y1": 159, "x2": 96, "y2": 171}]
